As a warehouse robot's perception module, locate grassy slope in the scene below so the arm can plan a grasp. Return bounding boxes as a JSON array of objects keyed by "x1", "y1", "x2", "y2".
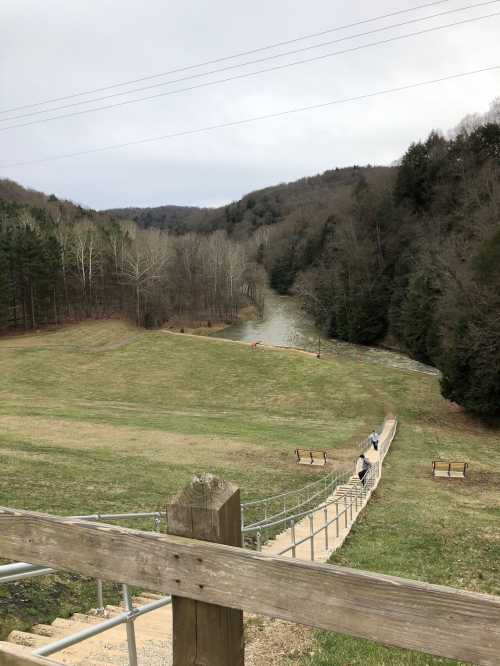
[
  {"x1": 1, "y1": 321, "x2": 498, "y2": 659},
  {"x1": 0, "y1": 320, "x2": 391, "y2": 637},
  {"x1": 301, "y1": 418, "x2": 500, "y2": 664},
  {"x1": 0, "y1": 320, "x2": 391, "y2": 515}
]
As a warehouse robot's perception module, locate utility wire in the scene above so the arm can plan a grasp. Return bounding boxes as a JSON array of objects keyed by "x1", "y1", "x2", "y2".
[
  {"x1": 2, "y1": 0, "x2": 497, "y2": 124},
  {"x1": 1, "y1": 64, "x2": 498, "y2": 170},
  {"x1": 1, "y1": 9, "x2": 499, "y2": 133},
  {"x1": 0, "y1": 0, "x2": 456, "y2": 116}
]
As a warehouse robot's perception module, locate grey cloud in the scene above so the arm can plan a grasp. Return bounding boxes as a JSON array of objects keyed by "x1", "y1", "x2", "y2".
[{"x1": 1, "y1": 0, "x2": 499, "y2": 208}]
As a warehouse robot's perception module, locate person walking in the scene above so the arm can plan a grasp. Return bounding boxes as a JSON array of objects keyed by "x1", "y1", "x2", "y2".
[
  {"x1": 356, "y1": 453, "x2": 370, "y2": 487},
  {"x1": 369, "y1": 429, "x2": 379, "y2": 452}
]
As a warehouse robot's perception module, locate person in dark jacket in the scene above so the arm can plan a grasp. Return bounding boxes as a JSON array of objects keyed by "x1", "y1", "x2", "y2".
[{"x1": 356, "y1": 454, "x2": 370, "y2": 486}]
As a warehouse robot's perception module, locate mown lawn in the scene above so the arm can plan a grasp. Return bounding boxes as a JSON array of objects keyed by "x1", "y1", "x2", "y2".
[
  {"x1": 0, "y1": 320, "x2": 434, "y2": 517},
  {"x1": 1, "y1": 320, "x2": 498, "y2": 655},
  {"x1": 300, "y1": 418, "x2": 500, "y2": 665}
]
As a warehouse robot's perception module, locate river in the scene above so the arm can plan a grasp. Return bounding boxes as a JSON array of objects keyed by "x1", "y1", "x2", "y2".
[{"x1": 214, "y1": 289, "x2": 439, "y2": 376}]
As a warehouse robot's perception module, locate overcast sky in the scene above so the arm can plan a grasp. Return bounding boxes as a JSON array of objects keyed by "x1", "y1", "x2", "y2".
[{"x1": 1, "y1": 0, "x2": 499, "y2": 210}]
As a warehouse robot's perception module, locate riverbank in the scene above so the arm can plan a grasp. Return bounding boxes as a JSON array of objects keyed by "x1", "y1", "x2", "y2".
[
  {"x1": 163, "y1": 304, "x2": 259, "y2": 336},
  {"x1": 214, "y1": 289, "x2": 438, "y2": 376}
]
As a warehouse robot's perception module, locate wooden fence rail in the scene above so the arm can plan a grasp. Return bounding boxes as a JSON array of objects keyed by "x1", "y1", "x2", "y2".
[{"x1": 1, "y1": 476, "x2": 500, "y2": 665}]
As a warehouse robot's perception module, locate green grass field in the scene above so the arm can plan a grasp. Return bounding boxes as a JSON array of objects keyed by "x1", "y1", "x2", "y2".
[
  {"x1": 300, "y1": 413, "x2": 500, "y2": 664},
  {"x1": 0, "y1": 321, "x2": 498, "y2": 661},
  {"x1": 0, "y1": 320, "x2": 394, "y2": 517}
]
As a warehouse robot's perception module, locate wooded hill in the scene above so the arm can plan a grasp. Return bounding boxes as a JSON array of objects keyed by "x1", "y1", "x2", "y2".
[
  {"x1": 107, "y1": 106, "x2": 500, "y2": 417},
  {"x1": 1, "y1": 99, "x2": 499, "y2": 415},
  {"x1": 0, "y1": 181, "x2": 261, "y2": 332},
  {"x1": 105, "y1": 165, "x2": 392, "y2": 238}
]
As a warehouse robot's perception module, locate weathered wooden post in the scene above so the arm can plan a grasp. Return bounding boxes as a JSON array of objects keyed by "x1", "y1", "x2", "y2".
[{"x1": 167, "y1": 473, "x2": 244, "y2": 665}]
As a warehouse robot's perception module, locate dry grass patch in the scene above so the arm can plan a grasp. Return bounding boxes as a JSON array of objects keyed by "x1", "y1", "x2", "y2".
[
  {"x1": 246, "y1": 617, "x2": 312, "y2": 665},
  {"x1": 0, "y1": 415, "x2": 286, "y2": 470}
]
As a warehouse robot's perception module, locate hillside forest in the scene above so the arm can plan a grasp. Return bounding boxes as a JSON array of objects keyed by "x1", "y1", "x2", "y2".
[{"x1": 0, "y1": 99, "x2": 499, "y2": 415}]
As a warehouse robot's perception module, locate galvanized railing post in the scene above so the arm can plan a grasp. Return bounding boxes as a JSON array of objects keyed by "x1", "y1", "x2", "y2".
[
  {"x1": 309, "y1": 514, "x2": 314, "y2": 561},
  {"x1": 122, "y1": 584, "x2": 138, "y2": 666},
  {"x1": 256, "y1": 530, "x2": 262, "y2": 552},
  {"x1": 291, "y1": 518, "x2": 296, "y2": 558},
  {"x1": 96, "y1": 579, "x2": 104, "y2": 612},
  {"x1": 335, "y1": 501, "x2": 340, "y2": 538},
  {"x1": 324, "y1": 507, "x2": 328, "y2": 551},
  {"x1": 344, "y1": 494, "x2": 348, "y2": 528}
]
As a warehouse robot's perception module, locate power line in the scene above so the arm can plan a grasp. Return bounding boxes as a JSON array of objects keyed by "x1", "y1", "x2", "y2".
[
  {"x1": 2, "y1": 0, "x2": 497, "y2": 125},
  {"x1": 2, "y1": 11, "x2": 499, "y2": 134},
  {"x1": 0, "y1": 0, "x2": 459, "y2": 116},
  {"x1": 1, "y1": 64, "x2": 498, "y2": 170}
]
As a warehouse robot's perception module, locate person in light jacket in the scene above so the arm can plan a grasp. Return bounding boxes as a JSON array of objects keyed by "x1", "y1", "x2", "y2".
[
  {"x1": 369, "y1": 430, "x2": 379, "y2": 452},
  {"x1": 356, "y1": 453, "x2": 370, "y2": 486}
]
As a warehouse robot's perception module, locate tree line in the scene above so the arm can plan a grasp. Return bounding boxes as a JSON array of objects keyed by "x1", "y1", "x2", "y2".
[
  {"x1": 276, "y1": 120, "x2": 500, "y2": 416},
  {"x1": 0, "y1": 200, "x2": 262, "y2": 331}
]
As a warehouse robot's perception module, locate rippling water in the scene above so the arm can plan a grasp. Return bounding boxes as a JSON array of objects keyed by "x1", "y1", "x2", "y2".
[{"x1": 214, "y1": 290, "x2": 439, "y2": 376}]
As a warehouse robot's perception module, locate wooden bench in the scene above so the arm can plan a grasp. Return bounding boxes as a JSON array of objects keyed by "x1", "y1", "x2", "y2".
[
  {"x1": 295, "y1": 449, "x2": 328, "y2": 466},
  {"x1": 432, "y1": 461, "x2": 468, "y2": 478}
]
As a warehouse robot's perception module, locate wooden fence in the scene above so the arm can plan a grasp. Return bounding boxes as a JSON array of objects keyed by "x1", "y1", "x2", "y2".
[{"x1": 1, "y1": 474, "x2": 500, "y2": 665}]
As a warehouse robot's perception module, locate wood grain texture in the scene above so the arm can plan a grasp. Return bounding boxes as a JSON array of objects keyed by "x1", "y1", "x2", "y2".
[
  {"x1": 167, "y1": 474, "x2": 244, "y2": 665},
  {"x1": 0, "y1": 643, "x2": 62, "y2": 665},
  {"x1": 1, "y1": 506, "x2": 500, "y2": 665}
]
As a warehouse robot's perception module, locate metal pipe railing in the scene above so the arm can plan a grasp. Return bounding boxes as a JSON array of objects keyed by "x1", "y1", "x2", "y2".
[
  {"x1": 33, "y1": 595, "x2": 171, "y2": 658},
  {"x1": 245, "y1": 444, "x2": 389, "y2": 550},
  {"x1": 276, "y1": 460, "x2": 382, "y2": 557},
  {"x1": 242, "y1": 470, "x2": 350, "y2": 533},
  {"x1": 242, "y1": 419, "x2": 391, "y2": 534},
  {"x1": 0, "y1": 563, "x2": 55, "y2": 583},
  {"x1": 242, "y1": 470, "x2": 339, "y2": 507},
  {"x1": 242, "y1": 471, "x2": 344, "y2": 531},
  {"x1": 277, "y1": 499, "x2": 353, "y2": 555},
  {"x1": 243, "y1": 474, "x2": 352, "y2": 536},
  {"x1": 275, "y1": 420, "x2": 397, "y2": 559},
  {"x1": 122, "y1": 584, "x2": 138, "y2": 666}
]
